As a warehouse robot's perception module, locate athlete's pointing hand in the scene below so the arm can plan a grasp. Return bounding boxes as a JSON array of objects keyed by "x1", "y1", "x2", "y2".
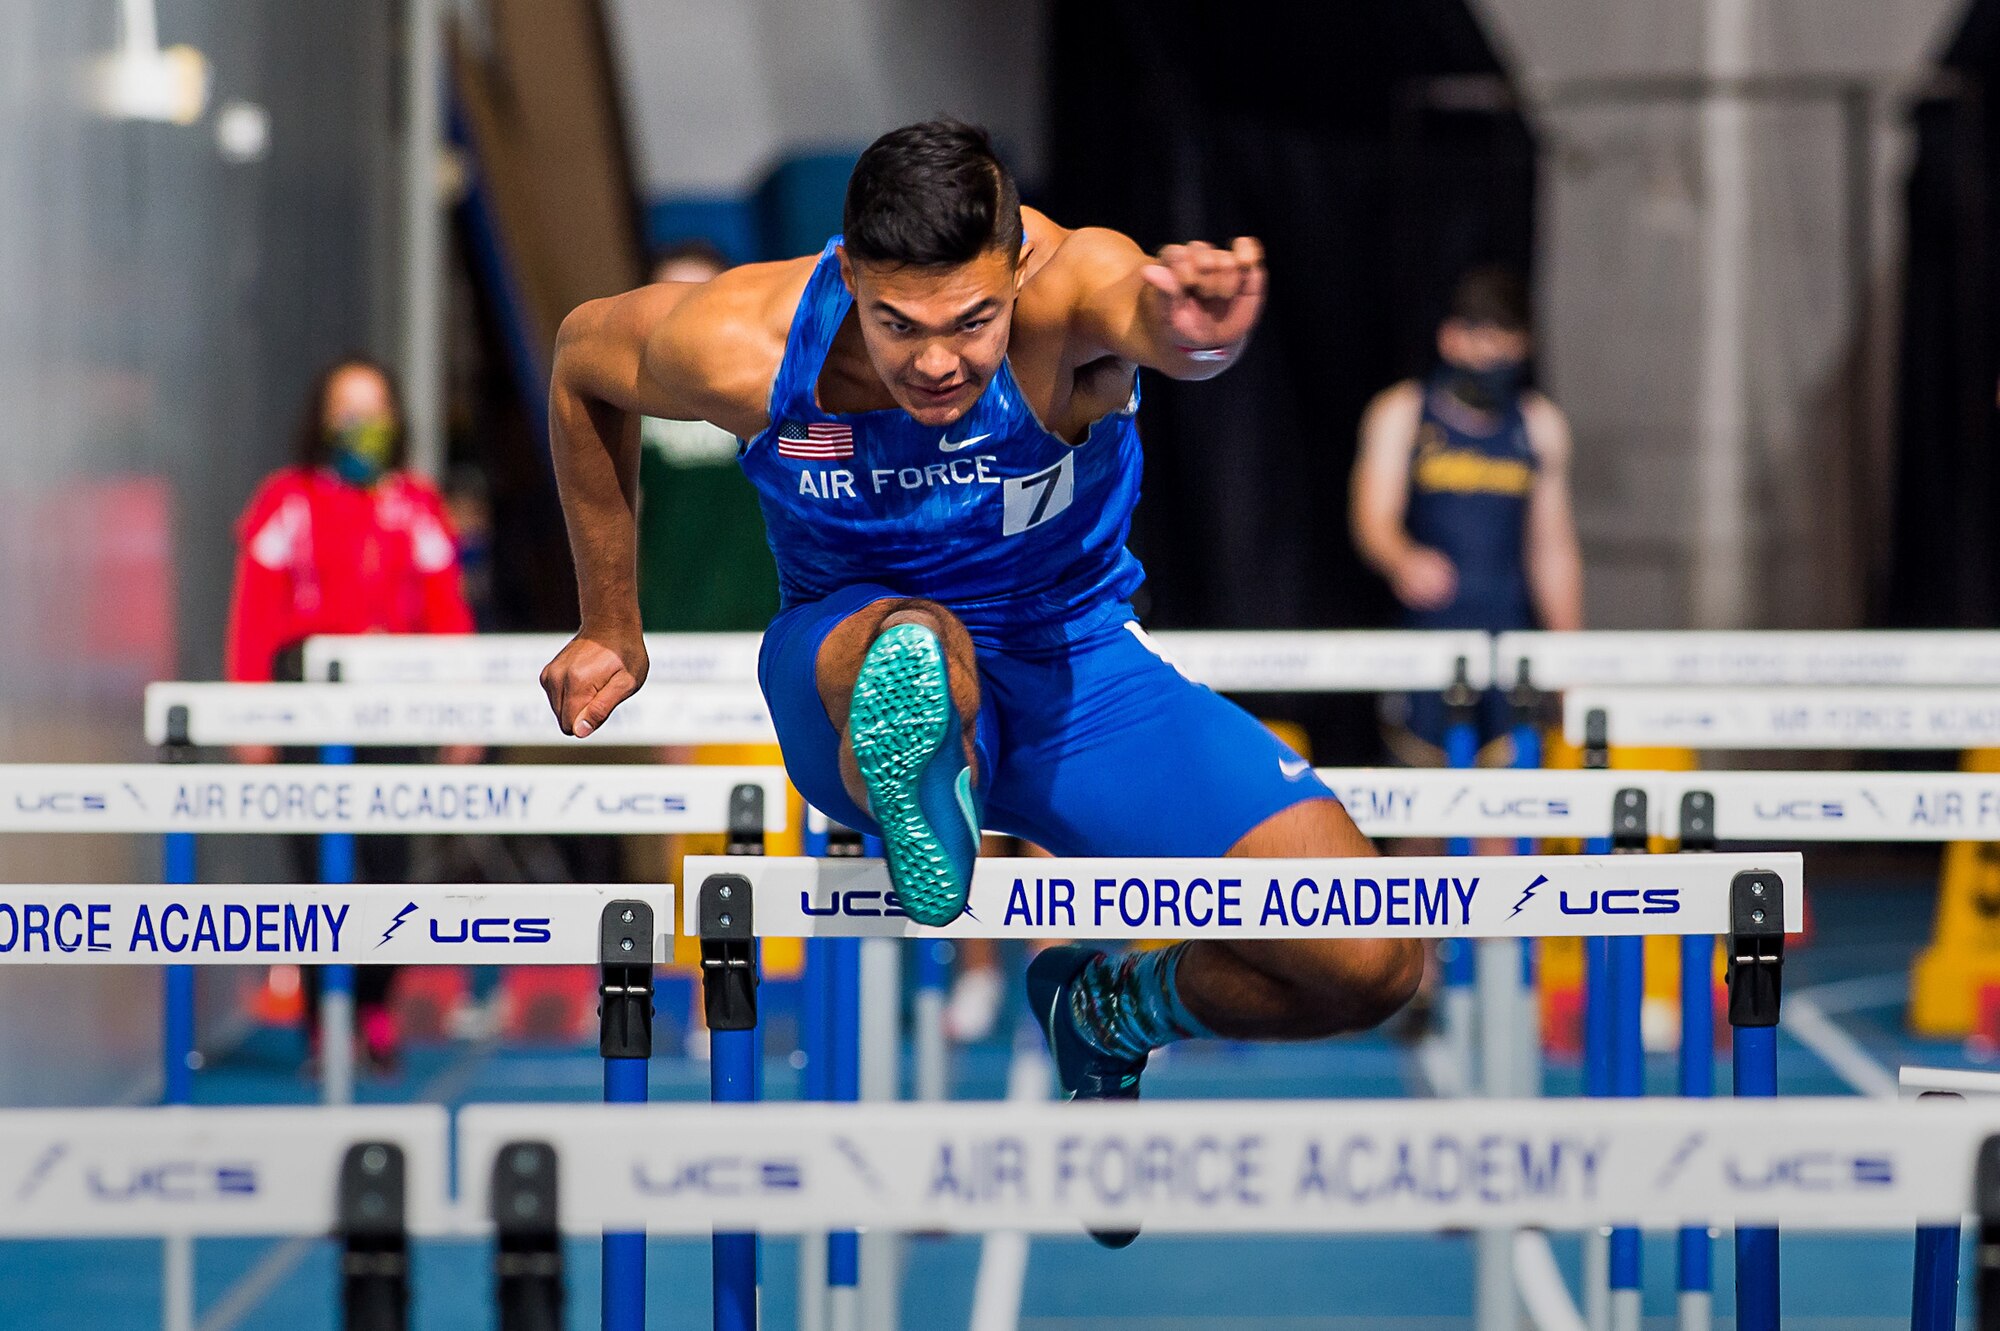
[{"x1": 1141, "y1": 237, "x2": 1266, "y2": 367}]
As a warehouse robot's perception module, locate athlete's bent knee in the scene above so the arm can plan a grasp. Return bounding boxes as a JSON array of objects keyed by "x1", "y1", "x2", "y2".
[{"x1": 1305, "y1": 938, "x2": 1422, "y2": 1035}]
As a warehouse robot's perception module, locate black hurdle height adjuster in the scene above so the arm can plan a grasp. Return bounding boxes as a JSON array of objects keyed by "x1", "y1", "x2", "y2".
[
  {"x1": 1726, "y1": 869, "x2": 1786, "y2": 1028},
  {"x1": 1506, "y1": 657, "x2": 1541, "y2": 731},
  {"x1": 1679, "y1": 791, "x2": 1716, "y2": 853},
  {"x1": 1583, "y1": 707, "x2": 1610, "y2": 771},
  {"x1": 163, "y1": 703, "x2": 194, "y2": 764},
  {"x1": 699, "y1": 873, "x2": 758, "y2": 1032},
  {"x1": 337, "y1": 1141, "x2": 408, "y2": 1331},
  {"x1": 1612, "y1": 787, "x2": 1647, "y2": 853},
  {"x1": 1976, "y1": 1134, "x2": 2000, "y2": 1331},
  {"x1": 1442, "y1": 655, "x2": 1478, "y2": 732},
  {"x1": 598, "y1": 901, "x2": 655, "y2": 1060},
  {"x1": 726, "y1": 783, "x2": 766, "y2": 857},
  {"x1": 492, "y1": 1141, "x2": 563, "y2": 1331}
]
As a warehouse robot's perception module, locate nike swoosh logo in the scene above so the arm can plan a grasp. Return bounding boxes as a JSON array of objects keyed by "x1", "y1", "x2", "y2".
[
  {"x1": 1280, "y1": 758, "x2": 1311, "y2": 780},
  {"x1": 939, "y1": 432, "x2": 992, "y2": 453}
]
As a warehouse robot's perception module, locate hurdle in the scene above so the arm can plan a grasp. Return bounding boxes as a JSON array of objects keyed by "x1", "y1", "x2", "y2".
[
  {"x1": 299, "y1": 628, "x2": 1494, "y2": 1331},
  {"x1": 0, "y1": 1103, "x2": 448, "y2": 1331},
  {"x1": 82, "y1": 676, "x2": 785, "y2": 1331},
  {"x1": 678, "y1": 847, "x2": 1798, "y2": 1331}
]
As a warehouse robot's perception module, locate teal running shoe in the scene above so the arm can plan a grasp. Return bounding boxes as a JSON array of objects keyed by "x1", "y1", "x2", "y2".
[
  {"x1": 848, "y1": 622, "x2": 981, "y2": 927},
  {"x1": 1026, "y1": 945, "x2": 1146, "y2": 1248}
]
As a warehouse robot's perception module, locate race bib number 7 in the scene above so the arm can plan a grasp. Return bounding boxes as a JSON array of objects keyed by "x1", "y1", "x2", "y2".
[{"x1": 1002, "y1": 454, "x2": 1075, "y2": 536}]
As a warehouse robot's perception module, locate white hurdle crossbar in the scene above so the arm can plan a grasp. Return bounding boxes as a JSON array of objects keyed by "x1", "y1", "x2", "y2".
[
  {"x1": 1565, "y1": 687, "x2": 2000, "y2": 750},
  {"x1": 1499, "y1": 629, "x2": 2000, "y2": 689},
  {"x1": 681, "y1": 852, "x2": 1801, "y2": 941},
  {"x1": 455, "y1": 1095, "x2": 1990, "y2": 1236},
  {"x1": 0, "y1": 764, "x2": 788, "y2": 834},
  {"x1": 0, "y1": 1105, "x2": 451, "y2": 1237},
  {"x1": 304, "y1": 629, "x2": 1492, "y2": 692},
  {"x1": 0, "y1": 883, "x2": 673, "y2": 965},
  {"x1": 1315, "y1": 766, "x2": 2000, "y2": 842},
  {"x1": 144, "y1": 681, "x2": 776, "y2": 746}
]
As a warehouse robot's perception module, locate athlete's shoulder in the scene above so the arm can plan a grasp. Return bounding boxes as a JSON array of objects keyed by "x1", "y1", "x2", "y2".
[
  {"x1": 641, "y1": 255, "x2": 818, "y2": 428},
  {"x1": 1025, "y1": 218, "x2": 1147, "y2": 301},
  {"x1": 1518, "y1": 390, "x2": 1572, "y2": 464},
  {"x1": 1361, "y1": 380, "x2": 1425, "y2": 432}
]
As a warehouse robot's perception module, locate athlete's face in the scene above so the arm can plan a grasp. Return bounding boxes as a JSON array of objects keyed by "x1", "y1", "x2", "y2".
[{"x1": 839, "y1": 245, "x2": 1025, "y2": 427}]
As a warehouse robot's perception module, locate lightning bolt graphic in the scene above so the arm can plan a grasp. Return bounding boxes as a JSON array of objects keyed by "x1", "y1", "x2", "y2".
[
  {"x1": 378, "y1": 901, "x2": 419, "y2": 948},
  {"x1": 1508, "y1": 873, "x2": 1548, "y2": 919}
]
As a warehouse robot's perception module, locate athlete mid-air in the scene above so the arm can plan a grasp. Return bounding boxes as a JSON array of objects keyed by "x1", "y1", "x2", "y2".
[{"x1": 539, "y1": 122, "x2": 1421, "y2": 1230}]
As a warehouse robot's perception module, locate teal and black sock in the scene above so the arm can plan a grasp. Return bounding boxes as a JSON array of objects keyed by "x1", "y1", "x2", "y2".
[{"x1": 1066, "y1": 942, "x2": 1214, "y2": 1062}]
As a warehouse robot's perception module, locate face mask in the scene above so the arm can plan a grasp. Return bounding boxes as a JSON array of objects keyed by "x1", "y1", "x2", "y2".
[
  {"x1": 326, "y1": 419, "x2": 395, "y2": 485},
  {"x1": 1448, "y1": 361, "x2": 1525, "y2": 413}
]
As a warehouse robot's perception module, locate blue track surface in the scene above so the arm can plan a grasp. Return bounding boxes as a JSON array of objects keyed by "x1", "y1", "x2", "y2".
[{"x1": 0, "y1": 873, "x2": 1979, "y2": 1328}]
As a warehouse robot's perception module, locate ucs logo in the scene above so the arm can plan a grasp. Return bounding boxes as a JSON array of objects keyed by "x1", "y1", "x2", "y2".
[
  {"x1": 88, "y1": 1162, "x2": 258, "y2": 1202},
  {"x1": 376, "y1": 903, "x2": 552, "y2": 948},
  {"x1": 14, "y1": 793, "x2": 108, "y2": 813},
  {"x1": 801, "y1": 890, "x2": 909, "y2": 919},
  {"x1": 1726, "y1": 1152, "x2": 1892, "y2": 1192},
  {"x1": 633, "y1": 1156, "x2": 803, "y2": 1196},
  {"x1": 1754, "y1": 800, "x2": 1845, "y2": 822},
  {"x1": 595, "y1": 793, "x2": 688, "y2": 815},
  {"x1": 1479, "y1": 798, "x2": 1571, "y2": 819},
  {"x1": 1557, "y1": 888, "x2": 1680, "y2": 916}
]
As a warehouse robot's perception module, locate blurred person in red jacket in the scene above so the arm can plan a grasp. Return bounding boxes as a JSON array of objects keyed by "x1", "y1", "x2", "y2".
[{"x1": 225, "y1": 355, "x2": 477, "y2": 1070}]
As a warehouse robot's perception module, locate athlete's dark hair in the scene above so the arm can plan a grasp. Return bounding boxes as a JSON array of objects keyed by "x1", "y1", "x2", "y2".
[
  {"x1": 843, "y1": 120, "x2": 1022, "y2": 268},
  {"x1": 293, "y1": 355, "x2": 407, "y2": 470},
  {"x1": 1446, "y1": 265, "x2": 1532, "y2": 332}
]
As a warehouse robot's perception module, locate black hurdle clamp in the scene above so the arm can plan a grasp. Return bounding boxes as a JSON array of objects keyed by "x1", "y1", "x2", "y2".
[
  {"x1": 1612, "y1": 788, "x2": 1648, "y2": 853},
  {"x1": 1442, "y1": 655, "x2": 1478, "y2": 734},
  {"x1": 163, "y1": 703, "x2": 194, "y2": 762},
  {"x1": 598, "y1": 901, "x2": 655, "y2": 1060},
  {"x1": 699, "y1": 873, "x2": 759, "y2": 1032},
  {"x1": 1506, "y1": 656, "x2": 1542, "y2": 732},
  {"x1": 1977, "y1": 1134, "x2": 2000, "y2": 1331},
  {"x1": 338, "y1": 1141, "x2": 408, "y2": 1331},
  {"x1": 1679, "y1": 791, "x2": 1716, "y2": 853},
  {"x1": 1583, "y1": 707, "x2": 1610, "y2": 770},
  {"x1": 826, "y1": 822, "x2": 866, "y2": 857},
  {"x1": 726, "y1": 782, "x2": 766, "y2": 857},
  {"x1": 1726, "y1": 870, "x2": 1786, "y2": 1028},
  {"x1": 493, "y1": 1141, "x2": 563, "y2": 1331}
]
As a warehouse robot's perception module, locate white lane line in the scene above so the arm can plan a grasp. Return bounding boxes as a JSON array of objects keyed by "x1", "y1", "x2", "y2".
[
  {"x1": 1784, "y1": 974, "x2": 1902, "y2": 1100},
  {"x1": 969, "y1": 1035, "x2": 1052, "y2": 1331}
]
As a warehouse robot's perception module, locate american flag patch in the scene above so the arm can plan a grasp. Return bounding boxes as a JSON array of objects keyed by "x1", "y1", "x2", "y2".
[{"x1": 777, "y1": 420, "x2": 854, "y2": 459}]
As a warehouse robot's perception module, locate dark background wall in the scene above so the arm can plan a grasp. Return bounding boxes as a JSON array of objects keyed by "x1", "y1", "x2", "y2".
[
  {"x1": 1892, "y1": 0, "x2": 2000, "y2": 627},
  {"x1": 1045, "y1": 0, "x2": 1536, "y2": 760}
]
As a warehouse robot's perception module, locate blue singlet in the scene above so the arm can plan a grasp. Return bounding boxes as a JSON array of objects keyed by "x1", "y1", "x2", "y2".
[{"x1": 741, "y1": 239, "x2": 1337, "y2": 855}]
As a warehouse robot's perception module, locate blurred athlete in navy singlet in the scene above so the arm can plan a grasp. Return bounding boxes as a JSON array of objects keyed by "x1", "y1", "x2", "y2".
[
  {"x1": 537, "y1": 123, "x2": 1420, "y2": 1215},
  {"x1": 1351, "y1": 267, "x2": 1583, "y2": 764}
]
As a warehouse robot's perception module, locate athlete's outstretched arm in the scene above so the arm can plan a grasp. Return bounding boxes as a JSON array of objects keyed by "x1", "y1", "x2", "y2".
[
  {"x1": 540, "y1": 276, "x2": 776, "y2": 736},
  {"x1": 1521, "y1": 394, "x2": 1585, "y2": 630},
  {"x1": 1062, "y1": 227, "x2": 1266, "y2": 380}
]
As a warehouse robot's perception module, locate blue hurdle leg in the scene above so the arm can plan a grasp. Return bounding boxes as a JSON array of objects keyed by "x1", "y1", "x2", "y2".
[
  {"x1": 604, "y1": 1056, "x2": 649, "y2": 1331},
  {"x1": 1679, "y1": 935, "x2": 1714, "y2": 1331},
  {"x1": 827, "y1": 935, "x2": 862, "y2": 1324},
  {"x1": 712, "y1": 1024, "x2": 759, "y2": 1331},
  {"x1": 1733, "y1": 1026, "x2": 1780, "y2": 1331},
  {"x1": 318, "y1": 742, "x2": 357, "y2": 1106},
  {"x1": 162, "y1": 831, "x2": 198, "y2": 1105},
  {"x1": 1584, "y1": 928, "x2": 1612, "y2": 1331},
  {"x1": 1608, "y1": 935, "x2": 1644, "y2": 1331}
]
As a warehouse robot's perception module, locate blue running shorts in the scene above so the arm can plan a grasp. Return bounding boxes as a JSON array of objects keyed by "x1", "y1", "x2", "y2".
[{"x1": 757, "y1": 584, "x2": 1339, "y2": 856}]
